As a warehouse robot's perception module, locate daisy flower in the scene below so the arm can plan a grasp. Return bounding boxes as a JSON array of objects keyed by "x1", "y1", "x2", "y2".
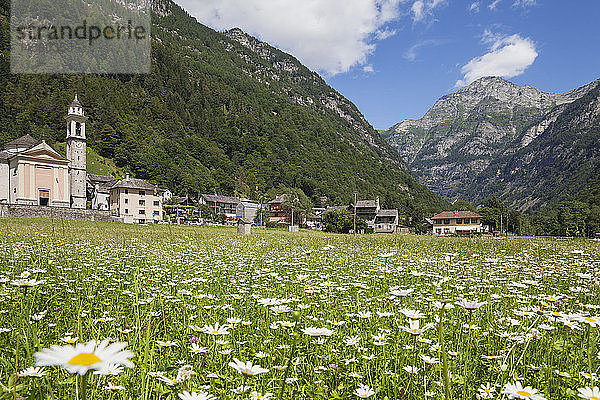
[
  {"x1": 249, "y1": 391, "x2": 273, "y2": 400},
  {"x1": 502, "y1": 382, "x2": 547, "y2": 400},
  {"x1": 178, "y1": 391, "x2": 217, "y2": 400},
  {"x1": 34, "y1": 339, "x2": 133, "y2": 375},
  {"x1": 354, "y1": 384, "x2": 376, "y2": 398},
  {"x1": 200, "y1": 323, "x2": 230, "y2": 335},
  {"x1": 578, "y1": 386, "x2": 600, "y2": 400},
  {"x1": 478, "y1": 383, "x2": 495, "y2": 399},
  {"x1": 19, "y1": 366, "x2": 46, "y2": 377},
  {"x1": 228, "y1": 358, "x2": 269, "y2": 376},
  {"x1": 189, "y1": 343, "x2": 208, "y2": 354},
  {"x1": 301, "y1": 327, "x2": 334, "y2": 336}
]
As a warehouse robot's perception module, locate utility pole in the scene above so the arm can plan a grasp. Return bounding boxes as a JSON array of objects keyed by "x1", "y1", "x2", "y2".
[
  {"x1": 353, "y1": 192, "x2": 357, "y2": 236},
  {"x1": 259, "y1": 195, "x2": 263, "y2": 228}
]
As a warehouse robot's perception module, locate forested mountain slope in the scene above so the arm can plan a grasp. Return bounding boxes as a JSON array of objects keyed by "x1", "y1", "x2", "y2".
[{"x1": 0, "y1": 0, "x2": 447, "y2": 213}]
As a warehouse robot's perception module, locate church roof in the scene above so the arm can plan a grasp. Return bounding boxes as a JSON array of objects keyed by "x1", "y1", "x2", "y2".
[
  {"x1": 4, "y1": 134, "x2": 40, "y2": 150},
  {"x1": 71, "y1": 94, "x2": 82, "y2": 107}
]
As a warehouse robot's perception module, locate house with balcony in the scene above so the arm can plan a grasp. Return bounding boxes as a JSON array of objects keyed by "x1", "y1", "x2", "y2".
[
  {"x1": 200, "y1": 194, "x2": 241, "y2": 219},
  {"x1": 431, "y1": 211, "x2": 483, "y2": 235}
]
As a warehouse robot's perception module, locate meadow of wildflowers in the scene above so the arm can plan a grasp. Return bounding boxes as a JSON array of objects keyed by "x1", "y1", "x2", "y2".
[{"x1": 1, "y1": 218, "x2": 599, "y2": 399}]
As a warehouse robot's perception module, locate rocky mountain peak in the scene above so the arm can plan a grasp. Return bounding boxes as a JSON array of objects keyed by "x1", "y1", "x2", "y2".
[{"x1": 380, "y1": 77, "x2": 600, "y2": 207}]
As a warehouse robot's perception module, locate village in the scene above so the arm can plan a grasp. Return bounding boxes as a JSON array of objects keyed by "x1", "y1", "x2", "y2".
[{"x1": 0, "y1": 96, "x2": 485, "y2": 235}]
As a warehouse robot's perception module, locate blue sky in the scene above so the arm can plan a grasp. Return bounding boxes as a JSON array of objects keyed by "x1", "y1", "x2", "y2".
[{"x1": 177, "y1": 1, "x2": 600, "y2": 130}]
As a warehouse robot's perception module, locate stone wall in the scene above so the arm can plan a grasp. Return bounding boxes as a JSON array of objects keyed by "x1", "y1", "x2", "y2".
[{"x1": 0, "y1": 204, "x2": 118, "y2": 222}]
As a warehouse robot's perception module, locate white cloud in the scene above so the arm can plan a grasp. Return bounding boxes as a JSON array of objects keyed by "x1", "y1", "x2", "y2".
[
  {"x1": 403, "y1": 39, "x2": 440, "y2": 61},
  {"x1": 456, "y1": 32, "x2": 538, "y2": 87},
  {"x1": 177, "y1": 0, "x2": 407, "y2": 76},
  {"x1": 410, "y1": 0, "x2": 446, "y2": 22},
  {"x1": 488, "y1": 0, "x2": 501, "y2": 10},
  {"x1": 469, "y1": 2, "x2": 480, "y2": 13},
  {"x1": 513, "y1": 0, "x2": 536, "y2": 7},
  {"x1": 363, "y1": 65, "x2": 375, "y2": 73}
]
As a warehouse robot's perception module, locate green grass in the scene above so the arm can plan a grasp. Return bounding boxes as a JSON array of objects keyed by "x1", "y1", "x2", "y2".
[
  {"x1": 0, "y1": 218, "x2": 599, "y2": 399},
  {"x1": 53, "y1": 142, "x2": 126, "y2": 178}
]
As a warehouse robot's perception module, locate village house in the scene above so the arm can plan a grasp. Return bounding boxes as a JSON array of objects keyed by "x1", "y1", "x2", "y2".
[
  {"x1": 109, "y1": 175, "x2": 164, "y2": 224},
  {"x1": 431, "y1": 211, "x2": 483, "y2": 235},
  {"x1": 267, "y1": 194, "x2": 307, "y2": 225},
  {"x1": 374, "y1": 209, "x2": 400, "y2": 233},
  {"x1": 200, "y1": 194, "x2": 240, "y2": 219},
  {"x1": 236, "y1": 200, "x2": 258, "y2": 222},
  {"x1": 348, "y1": 197, "x2": 401, "y2": 233},
  {"x1": 87, "y1": 174, "x2": 117, "y2": 210}
]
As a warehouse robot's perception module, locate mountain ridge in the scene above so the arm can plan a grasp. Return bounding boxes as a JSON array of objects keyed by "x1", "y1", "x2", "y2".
[{"x1": 380, "y1": 76, "x2": 600, "y2": 210}]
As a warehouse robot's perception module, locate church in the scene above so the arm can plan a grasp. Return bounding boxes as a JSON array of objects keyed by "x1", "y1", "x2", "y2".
[
  {"x1": 0, "y1": 96, "x2": 87, "y2": 208},
  {"x1": 0, "y1": 96, "x2": 164, "y2": 223}
]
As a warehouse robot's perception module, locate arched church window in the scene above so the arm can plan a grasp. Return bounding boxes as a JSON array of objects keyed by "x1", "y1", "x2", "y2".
[{"x1": 76, "y1": 122, "x2": 81, "y2": 136}]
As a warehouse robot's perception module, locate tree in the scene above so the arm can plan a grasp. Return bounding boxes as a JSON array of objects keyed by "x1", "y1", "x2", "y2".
[
  {"x1": 323, "y1": 209, "x2": 368, "y2": 234},
  {"x1": 478, "y1": 196, "x2": 507, "y2": 232},
  {"x1": 452, "y1": 199, "x2": 476, "y2": 212}
]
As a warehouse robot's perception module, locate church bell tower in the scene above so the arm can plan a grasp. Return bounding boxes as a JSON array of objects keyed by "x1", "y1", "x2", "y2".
[{"x1": 65, "y1": 95, "x2": 88, "y2": 209}]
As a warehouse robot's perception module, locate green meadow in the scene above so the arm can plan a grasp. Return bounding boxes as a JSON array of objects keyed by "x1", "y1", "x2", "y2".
[{"x1": 1, "y1": 219, "x2": 599, "y2": 399}]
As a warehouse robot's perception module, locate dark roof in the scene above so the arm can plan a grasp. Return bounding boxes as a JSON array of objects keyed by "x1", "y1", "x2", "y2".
[
  {"x1": 4, "y1": 134, "x2": 40, "y2": 150},
  {"x1": 110, "y1": 177, "x2": 162, "y2": 192},
  {"x1": 355, "y1": 199, "x2": 378, "y2": 208},
  {"x1": 267, "y1": 194, "x2": 288, "y2": 204},
  {"x1": 432, "y1": 211, "x2": 482, "y2": 220},
  {"x1": 0, "y1": 151, "x2": 10, "y2": 162},
  {"x1": 202, "y1": 194, "x2": 241, "y2": 205},
  {"x1": 71, "y1": 94, "x2": 82, "y2": 107},
  {"x1": 325, "y1": 205, "x2": 350, "y2": 212},
  {"x1": 377, "y1": 209, "x2": 398, "y2": 217},
  {"x1": 88, "y1": 174, "x2": 116, "y2": 183},
  {"x1": 87, "y1": 174, "x2": 117, "y2": 193}
]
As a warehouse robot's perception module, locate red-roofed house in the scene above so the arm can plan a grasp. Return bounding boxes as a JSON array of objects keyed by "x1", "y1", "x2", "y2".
[{"x1": 431, "y1": 211, "x2": 483, "y2": 235}]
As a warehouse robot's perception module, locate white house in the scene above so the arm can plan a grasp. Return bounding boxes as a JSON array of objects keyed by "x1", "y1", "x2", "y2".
[
  {"x1": 431, "y1": 211, "x2": 483, "y2": 235},
  {"x1": 109, "y1": 175, "x2": 164, "y2": 224}
]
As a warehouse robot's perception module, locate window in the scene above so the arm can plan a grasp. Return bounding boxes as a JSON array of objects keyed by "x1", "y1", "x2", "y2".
[
  {"x1": 139, "y1": 199, "x2": 145, "y2": 206},
  {"x1": 39, "y1": 190, "x2": 50, "y2": 206},
  {"x1": 471, "y1": 218, "x2": 478, "y2": 224},
  {"x1": 153, "y1": 201, "x2": 160, "y2": 206},
  {"x1": 125, "y1": 198, "x2": 128, "y2": 204},
  {"x1": 139, "y1": 191, "x2": 145, "y2": 196},
  {"x1": 443, "y1": 219, "x2": 450, "y2": 225},
  {"x1": 125, "y1": 189, "x2": 128, "y2": 194},
  {"x1": 125, "y1": 208, "x2": 129, "y2": 214},
  {"x1": 456, "y1": 218, "x2": 462, "y2": 224},
  {"x1": 139, "y1": 209, "x2": 145, "y2": 215}
]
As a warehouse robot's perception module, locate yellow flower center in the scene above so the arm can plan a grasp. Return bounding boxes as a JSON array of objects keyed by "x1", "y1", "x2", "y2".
[
  {"x1": 585, "y1": 318, "x2": 596, "y2": 323},
  {"x1": 212, "y1": 330, "x2": 219, "y2": 334},
  {"x1": 68, "y1": 353, "x2": 101, "y2": 366},
  {"x1": 591, "y1": 397, "x2": 599, "y2": 400},
  {"x1": 517, "y1": 391, "x2": 531, "y2": 397}
]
